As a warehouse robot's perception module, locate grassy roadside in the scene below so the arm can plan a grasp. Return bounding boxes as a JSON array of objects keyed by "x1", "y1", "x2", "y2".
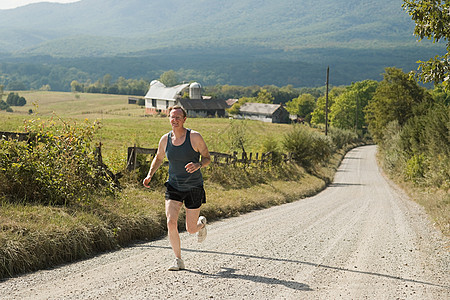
[
  {"x1": 0, "y1": 143, "x2": 349, "y2": 280},
  {"x1": 375, "y1": 152, "x2": 450, "y2": 238},
  {"x1": 382, "y1": 177, "x2": 449, "y2": 238},
  {"x1": 406, "y1": 186, "x2": 449, "y2": 237}
]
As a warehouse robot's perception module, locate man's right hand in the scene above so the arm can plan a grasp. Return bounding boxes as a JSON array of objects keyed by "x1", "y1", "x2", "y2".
[{"x1": 142, "y1": 176, "x2": 151, "y2": 188}]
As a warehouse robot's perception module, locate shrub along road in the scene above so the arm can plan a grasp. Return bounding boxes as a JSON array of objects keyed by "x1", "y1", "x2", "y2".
[{"x1": 0, "y1": 145, "x2": 448, "y2": 299}]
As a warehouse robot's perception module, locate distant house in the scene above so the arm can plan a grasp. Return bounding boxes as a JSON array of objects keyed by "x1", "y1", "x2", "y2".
[
  {"x1": 238, "y1": 102, "x2": 290, "y2": 124},
  {"x1": 144, "y1": 80, "x2": 230, "y2": 117}
]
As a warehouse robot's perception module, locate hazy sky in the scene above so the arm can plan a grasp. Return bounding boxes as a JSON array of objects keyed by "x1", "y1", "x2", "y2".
[{"x1": 0, "y1": 0, "x2": 80, "y2": 10}]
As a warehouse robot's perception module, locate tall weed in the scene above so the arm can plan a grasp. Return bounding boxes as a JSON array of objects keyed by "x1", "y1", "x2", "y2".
[
  {"x1": 228, "y1": 120, "x2": 249, "y2": 153},
  {"x1": 204, "y1": 161, "x2": 303, "y2": 190},
  {"x1": 282, "y1": 125, "x2": 333, "y2": 169},
  {"x1": 328, "y1": 127, "x2": 359, "y2": 150},
  {"x1": 0, "y1": 117, "x2": 115, "y2": 205},
  {"x1": 378, "y1": 120, "x2": 406, "y2": 174},
  {"x1": 260, "y1": 136, "x2": 283, "y2": 165}
]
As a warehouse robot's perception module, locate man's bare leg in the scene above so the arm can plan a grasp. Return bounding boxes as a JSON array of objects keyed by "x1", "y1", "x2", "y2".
[
  {"x1": 185, "y1": 208, "x2": 203, "y2": 234},
  {"x1": 165, "y1": 200, "x2": 183, "y2": 258}
]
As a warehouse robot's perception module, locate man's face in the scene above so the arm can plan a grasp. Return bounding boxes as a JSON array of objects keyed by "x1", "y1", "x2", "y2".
[{"x1": 169, "y1": 109, "x2": 186, "y2": 129}]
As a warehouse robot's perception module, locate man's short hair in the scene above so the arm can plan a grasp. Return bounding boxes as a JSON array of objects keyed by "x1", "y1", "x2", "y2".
[{"x1": 168, "y1": 105, "x2": 187, "y2": 118}]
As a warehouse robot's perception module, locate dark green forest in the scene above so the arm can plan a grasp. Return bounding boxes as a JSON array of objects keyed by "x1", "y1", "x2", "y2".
[
  {"x1": 0, "y1": 45, "x2": 442, "y2": 93},
  {"x1": 0, "y1": 0, "x2": 421, "y2": 54}
]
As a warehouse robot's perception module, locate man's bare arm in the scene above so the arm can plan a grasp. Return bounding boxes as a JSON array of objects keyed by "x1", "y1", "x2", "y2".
[
  {"x1": 185, "y1": 131, "x2": 210, "y2": 173},
  {"x1": 143, "y1": 134, "x2": 167, "y2": 188}
]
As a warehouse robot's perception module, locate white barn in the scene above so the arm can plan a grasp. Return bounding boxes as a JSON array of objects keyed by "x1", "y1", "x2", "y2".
[
  {"x1": 144, "y1": 80, "x2": 189, "y2": 115},
  {"x1": 144, "y1": 80, "x2": 230, "y2": 117}
]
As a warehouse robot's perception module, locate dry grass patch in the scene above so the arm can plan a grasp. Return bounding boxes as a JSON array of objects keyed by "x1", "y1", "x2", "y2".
[
  {"x1": 0, "y1": 202, "x2": 107, "y2": 278},
  {"x1": 0, "y1": 191, "x2": 171, "y2": 279},
  {"x1": 377, "y1": 150, "x2": 449, "y2": 238},
  {"x1": 399, "y1": 184, "x2": 449, "y2": 237}
]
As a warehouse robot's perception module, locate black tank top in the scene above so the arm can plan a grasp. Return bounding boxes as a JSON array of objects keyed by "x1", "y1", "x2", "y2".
[{"x1": 166, "y1": 129, "x2": 203, "y2": 191}]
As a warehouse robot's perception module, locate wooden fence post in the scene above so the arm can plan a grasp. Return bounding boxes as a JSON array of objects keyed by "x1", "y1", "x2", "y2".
[
  {"x1": 96, "y1": 143, "x2": 103, "y2": 166},
  {"x1": 241, "y1": 151, "x2": 248, "y2": 163},
  {"x1": 126, "y1": 146, "x2": 158, "y2": 171},
  {"x1": 127, "y1": 146, "x2": 136, "y2": 171}
]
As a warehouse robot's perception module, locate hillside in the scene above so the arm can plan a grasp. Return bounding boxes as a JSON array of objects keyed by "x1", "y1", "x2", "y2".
[
  {"x1": 0, "y1": 0, "x2": 421, "y2": 55},
  {"x1": 0, "y1": 0, "x2": 445, "y2": 89}
]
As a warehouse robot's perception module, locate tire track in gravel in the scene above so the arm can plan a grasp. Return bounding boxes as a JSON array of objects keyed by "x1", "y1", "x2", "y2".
[{"x1": 0, "y1": 145, "x2": 448, "y2": 299}]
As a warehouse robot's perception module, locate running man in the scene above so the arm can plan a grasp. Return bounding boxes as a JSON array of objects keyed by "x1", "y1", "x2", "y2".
[{"x1": 143, "y1": 105, "x2": 211, "y2": 271}]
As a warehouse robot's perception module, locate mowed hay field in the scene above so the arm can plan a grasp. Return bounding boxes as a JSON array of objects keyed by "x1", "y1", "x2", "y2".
[{"x1": 1, "y1": 91, "x2": 292, "y2": 167}]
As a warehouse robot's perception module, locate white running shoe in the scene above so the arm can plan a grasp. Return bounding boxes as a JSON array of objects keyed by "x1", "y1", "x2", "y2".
[
  {"x1": 197, "y1": 216, "x2": 207, "y2": 243},
  {"x1": 168, "y1": 258, "x2": 185, "y2": 271}
]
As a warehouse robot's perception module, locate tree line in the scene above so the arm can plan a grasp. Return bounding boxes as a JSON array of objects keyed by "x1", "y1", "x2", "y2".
[
  {"x1": 70, "y1": 75, "x2": 149, "y2": 96},
  {"x1": 68, "y1": 70, "x2": 323, "y2": 104},
  {"x1": 0, "y1": 44, "x2": 427, "y2": 94}
]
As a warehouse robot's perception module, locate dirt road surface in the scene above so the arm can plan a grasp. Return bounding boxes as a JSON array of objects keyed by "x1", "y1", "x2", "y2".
[{"x1": 1, "y1": 145, "x2": 448, "y2": 299}]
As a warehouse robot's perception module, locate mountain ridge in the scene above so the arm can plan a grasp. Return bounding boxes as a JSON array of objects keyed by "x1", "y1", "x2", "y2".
[
  {"x1": 0, "y1": 0, "x2": 445, "y2": 89},
  {"x1": 0, "y1": 0, "x2": 421, "y2": 56}
]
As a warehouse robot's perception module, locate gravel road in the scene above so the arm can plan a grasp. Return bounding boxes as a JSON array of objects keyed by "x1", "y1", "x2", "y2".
[{"x1": 1, "y1": 145, "x2": 448, "y2": 299}]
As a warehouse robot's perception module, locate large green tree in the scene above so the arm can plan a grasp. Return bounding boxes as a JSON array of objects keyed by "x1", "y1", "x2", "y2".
[
  {"x1": 159, "y1": 70, "x2": 179, "y2": 87},
  {"x1": 329, "y1": 80, "x2": 378, "y2": 132},
  {"x1": 364, "y1": 67, "x2": 433, "y2": 142},
  {"x1": 254, "y1": 89, "x2": 274, "y2": 104},
  {"x1": 311, "y1": 87, "x2": 345, "y2": 125},
  {"x1": 285, "y1": 93, "x2": 316, "y2": 123},
  {"x1": 403, "y1": 0, "x2": 450, "y2": 88}
]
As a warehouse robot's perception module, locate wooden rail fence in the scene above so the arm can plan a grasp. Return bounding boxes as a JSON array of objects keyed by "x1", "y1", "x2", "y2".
[
  {"x1": 2, "y1": 132, "x2": 290, "y2": 178},
  {"x1": 126, "y1": 145, "x2": 285, "y2": 171}
]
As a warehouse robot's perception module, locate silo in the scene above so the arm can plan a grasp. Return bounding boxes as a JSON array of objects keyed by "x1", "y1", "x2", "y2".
[{"x1": 189, "y1": 82, "x2": 202, "y2": 99}]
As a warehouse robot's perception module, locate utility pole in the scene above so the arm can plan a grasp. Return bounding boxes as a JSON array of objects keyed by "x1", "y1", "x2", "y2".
[
  {"x1": 325, "y1": 66, "x2": 329, "y2": 136},
  {"x1": 355, "y1": 96, "x2": 359, "y2": 134}
]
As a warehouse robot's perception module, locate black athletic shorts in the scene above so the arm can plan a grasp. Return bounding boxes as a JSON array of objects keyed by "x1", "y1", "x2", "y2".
[{"x1": 164, "y1": 183, "x2": 206, "y2": 209}]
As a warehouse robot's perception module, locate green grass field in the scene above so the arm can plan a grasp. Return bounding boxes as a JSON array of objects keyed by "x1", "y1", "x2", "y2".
[{"x1": 1, "y1": 91, "x2": 292, "y2": 169}]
